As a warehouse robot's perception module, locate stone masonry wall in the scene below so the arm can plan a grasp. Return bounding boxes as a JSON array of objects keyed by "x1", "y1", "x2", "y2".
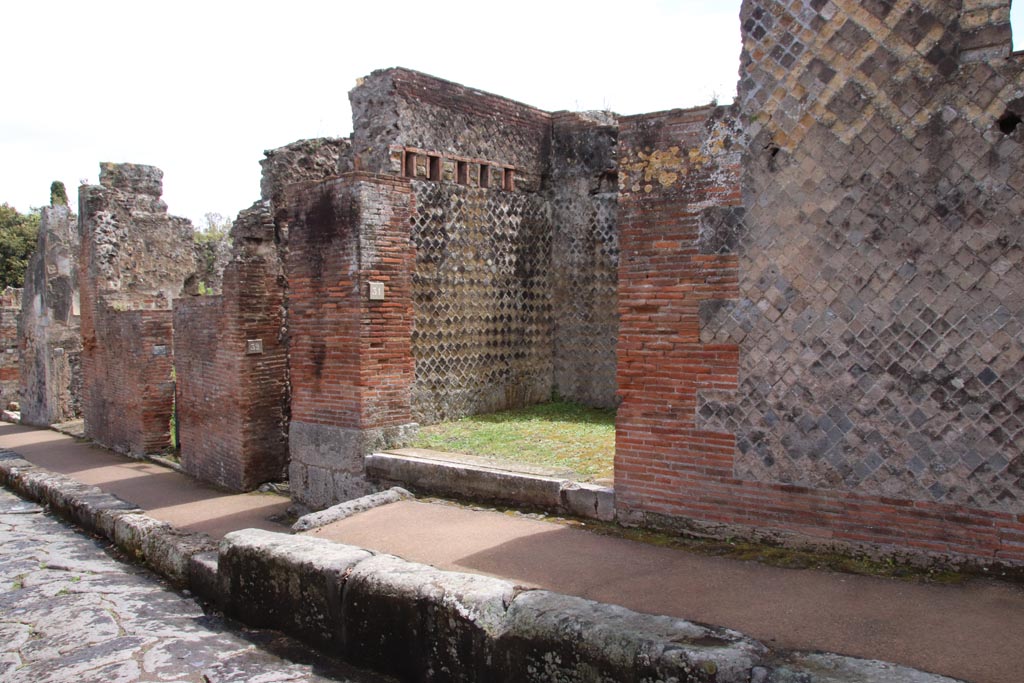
[
  {"x1": 409, "y1": 181, "x2": 552, "y2": 424},
  {"x1": 79, "y1": 163, "x2": 195, "y2": 456},
  {"x1": 0, "y1": 287, "x2": 22, "y2": 409},
  {"x1": 550, "y1": 112, "x2": 620, "y2": 409},
  {"x1": 18, "y1": 204, "x2": 82, "y2": 426},
  {"x1": 174, "y1": 203, "x2": 288, "y2": 491},
  {"x1": 617, "y1": 1, "x2": 1024, "y2": 566},
  {"x1": 351, "y1": 68, "x2": 551, "y2": 190},
  {"x1": 286, "y1": 173, "x2": 416, "y2": 509},
  {"x1": 350, "y1": 69, "x2": 620, "y2": 422}
]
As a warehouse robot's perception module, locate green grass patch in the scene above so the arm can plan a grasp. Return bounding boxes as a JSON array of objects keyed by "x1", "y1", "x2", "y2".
[{"x1": 411, "y1": 400, "x2": 616, "y2": 479}]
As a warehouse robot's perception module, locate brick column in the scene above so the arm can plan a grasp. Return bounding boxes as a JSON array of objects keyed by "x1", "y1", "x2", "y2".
[
  {"x1": 614, "y1": 107, "x2": 743, "y2": 522},
  {"x1": 286, "y1": 172, "x2": 416, "y2": 509}
]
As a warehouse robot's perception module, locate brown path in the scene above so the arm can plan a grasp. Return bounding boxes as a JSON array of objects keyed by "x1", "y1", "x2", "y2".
[
  {"x1": 0, "y1": 423, "x2": 289, "y2": 538},
  {"x1": 308, "y1": 500, "x2": 1024, "y2": 683},
  {"x1": 3, "y1": 422, "x2": 1023, "y2": 683}
]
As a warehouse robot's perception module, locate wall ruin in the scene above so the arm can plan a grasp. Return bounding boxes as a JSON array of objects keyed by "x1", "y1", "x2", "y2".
[
  {"x1": 174, "y1": 203, "x2": 288, "y2": 490},
  {"x1": 79, "y1": 163, "x2": 195, "y2": 456},
  {"x1": 0, "y1": 287, "x2": 22, "y2": 409},
  {"x1": 170, "y1": 139, "x2": 351, "y2": 491},
  {"x1": 18, "y1": 203, "x2": 81, "y2": 426},
  {"x1": 615, "y1": 0, "x2": 1024, "y2": 566},
  {"x1": 350, "y1": 68, "x2": 620, "y2": 425},
  {"x1": 286, "y1": 173, "x2": 416, "y2": 508}
]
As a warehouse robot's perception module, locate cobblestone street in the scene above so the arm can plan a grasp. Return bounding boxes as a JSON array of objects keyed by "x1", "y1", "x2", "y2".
[{"x1": 0, "y1": 486, "x2": 389, "y2": 683}]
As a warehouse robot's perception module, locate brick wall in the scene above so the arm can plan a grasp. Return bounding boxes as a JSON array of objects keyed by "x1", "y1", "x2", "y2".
[
  {"x1": 614, "y1": 104, "x2": 744, "y2": 530},
  {"x1": 0, "y1": 288, "x2": 22, "y2": 409},
  {"x1": 286, "y1": 172, "x2": 416, "y2": 508},
  {"x1": 18, "y1": 204, "x2": 81, "y2": 426},
  {"x1": 79, "y1": 163, "x2": 195, "y2": 456},
  {"x1": 616, "y1": 1, "x2": 1024, "y2": 566},
  {"x1": 174, "y1": 203, "x2": 288, "y2": 491}
]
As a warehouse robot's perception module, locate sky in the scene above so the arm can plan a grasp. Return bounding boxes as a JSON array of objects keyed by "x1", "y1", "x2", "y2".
[
  {"x1": 0, "y1": 0, "x2": 744, "y2": 227},
  {"x1": 3, "y1": 1, "x2": 1022, "y2": 227}
]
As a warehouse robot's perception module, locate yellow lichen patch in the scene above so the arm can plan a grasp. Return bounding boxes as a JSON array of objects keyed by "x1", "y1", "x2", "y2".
[{"x1": 621, "y1": 145, "x2": 697, "y2": 190}]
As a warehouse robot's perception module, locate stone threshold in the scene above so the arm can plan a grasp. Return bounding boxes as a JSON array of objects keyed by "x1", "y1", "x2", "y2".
[{"x1": 366, "y1": 447, "x2": 616, "y2": 522}]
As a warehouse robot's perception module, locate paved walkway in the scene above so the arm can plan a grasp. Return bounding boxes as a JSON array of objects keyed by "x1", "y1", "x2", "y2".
[
  {"x1": 0, "y1": 423, "x2": 289, "y2": 538},
  {"x1": 0, "y1": 486, "x2": 388, "y2": 683},
  {"x1": 2, "y1": 422, "x2": 1023, "y2": 683}
]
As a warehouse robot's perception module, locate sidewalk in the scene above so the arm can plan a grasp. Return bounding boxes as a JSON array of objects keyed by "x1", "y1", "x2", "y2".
[{"x1": 2, "y1": 422, "x2": 1021, "y2": 683}]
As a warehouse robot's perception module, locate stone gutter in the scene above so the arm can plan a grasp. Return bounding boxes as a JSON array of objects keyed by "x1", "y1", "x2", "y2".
[{"x1": 0, "y1": 449, "x2": 965, "y2": 683}]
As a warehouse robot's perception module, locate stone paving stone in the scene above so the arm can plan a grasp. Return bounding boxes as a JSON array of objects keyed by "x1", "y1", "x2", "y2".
[{"x1": 0, "y1": 486, "x2": 390, "y2": 683}]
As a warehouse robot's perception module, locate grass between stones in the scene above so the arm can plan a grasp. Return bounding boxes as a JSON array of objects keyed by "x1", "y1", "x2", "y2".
[{"x1": 411, "y1": 399, "x2": 616, "y2": 480}]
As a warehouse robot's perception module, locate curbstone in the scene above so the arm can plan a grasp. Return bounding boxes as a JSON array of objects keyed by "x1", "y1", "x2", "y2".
[
  {"x1": 342, "y1": 553, "x2": 516, "y2": 681},
  {"x1": 218, "y1": 528, "x2": 373, "y2": 650},
  {"x1": 189, "y1": 550, "x2": 221, "y2": 605},
  {"x1": 764, "y1": 653, "x2": 966, "y2": 683},
  {"x1": 560, "y1": 481, "x2": 616, "y2": 522},
  {"x1": 493, "y1": 589, "x2": 766, "y2": 682},
  {"x1": 0, "y1": 452, "x2": 214, "y2": 588},
  {"x1": 292, "y1": 486, "x2": 414, "y2": 531}
]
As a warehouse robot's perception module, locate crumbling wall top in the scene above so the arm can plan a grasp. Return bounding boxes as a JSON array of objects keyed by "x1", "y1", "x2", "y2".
[
  {"x1": 260, "y1": 138, "x2": 353, "y2": 203},
  {"x1": 98, "y1": 162, "x2": 164, "y2": 197},
  {"x1": 80, "y1": 162, "x2": 195, "y2": 308},
  {"x1": 228, "y1": 201, "x2": 277, "y2": 258}
]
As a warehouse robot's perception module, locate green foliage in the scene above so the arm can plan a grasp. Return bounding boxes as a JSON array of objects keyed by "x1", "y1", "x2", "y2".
[
  {"x1": 195, "y1": 211, "x2": 231, "y2": 243},
  {"x1": 49, "y1": 181, "x2": 68, "y2": 207},
  {"x1": 0, "y1": 203, "x2": 40, "y2": 288},
  {"x1": 412, "y1": 400, "x2": 616, "y2": 479}
]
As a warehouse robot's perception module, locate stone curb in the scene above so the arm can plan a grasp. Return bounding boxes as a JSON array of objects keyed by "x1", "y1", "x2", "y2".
[
  {"x1": 292, "y1": 486, "x2": 414, "y2": 531},
  {"x1": 218, "y1": 527, "x2": 965, "y2": 683},
  {"x1": 0, "y1": 450, "x2": 966, "y2": 683},
  {"x1": 0, "y1": 448, "x2": 217, "y2": 586},
  {"x1": 366, "y1": 451, "x2": 617, "y2": 522}
]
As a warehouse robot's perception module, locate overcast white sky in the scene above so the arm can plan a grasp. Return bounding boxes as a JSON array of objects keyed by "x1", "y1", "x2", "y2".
[
  {"x1": 0, "y1": 0, "x2": 744, "y2": 226},
  {"x1": 3, "y1": 1, "x2": 1022, "y2": 227}
]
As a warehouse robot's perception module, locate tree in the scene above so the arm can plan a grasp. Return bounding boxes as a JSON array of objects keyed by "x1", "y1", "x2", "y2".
[
  {"x1": 0, "y1": 203, "x2": 40, "y2": 289},
  {"x1": 50, "y1": 181, "x2": 69, "y2": 207}
]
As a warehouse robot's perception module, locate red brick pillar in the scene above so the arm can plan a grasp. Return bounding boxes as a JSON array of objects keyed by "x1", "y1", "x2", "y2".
[
  {"x1": 286, "y1": 172, "x2": 416, "y2": 509},
  {"x1": 614, "y1": 108, "x2": 743, "y2": 524}
]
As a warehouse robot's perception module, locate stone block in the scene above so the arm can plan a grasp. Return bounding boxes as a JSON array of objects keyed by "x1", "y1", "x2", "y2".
[
  {"x1": 341, "y1": 553, "x2": 514, "y2": 681},
  {"x1": 492, "y1": 590, "x2": 766, "y2": 683},
  {"x1": 218, "y1": 528, "x2": 372, "y2": 650}
]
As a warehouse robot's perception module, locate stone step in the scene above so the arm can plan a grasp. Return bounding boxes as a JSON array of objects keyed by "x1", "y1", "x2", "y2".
[{"x1": 365, "y1": 448, "x2": 616, "y2": 522}]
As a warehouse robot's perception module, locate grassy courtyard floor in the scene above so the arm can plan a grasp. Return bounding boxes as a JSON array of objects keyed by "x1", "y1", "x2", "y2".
[{"x1": 410, "y1": 400, "x2": 616, "y2": 481}]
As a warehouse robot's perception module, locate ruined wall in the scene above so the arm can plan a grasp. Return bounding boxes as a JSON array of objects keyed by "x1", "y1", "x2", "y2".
[
  {"x1": 549, "y1": 112, "x2": 620, "y2": 408},
  {"x1": 18, "y1": 204, "x2": 81, "y2": 426},
  {"x1": 79, "y1": 163, "x2": 195, "y2": 456},
  {"x1": 189, "y1": 235, "x2": 231, "y2": 295},
  {"x1": 617, "y1": 0, "x2": 1024, "y2": 565},
  {"x1": 174, "y1": 203, "x2": 288, "y2": 490},
  {"x1": 351, "y1": 68, "x2": 550, "y2": 189},
  {"x1": 0, "y1": 288, "x2": 22, "y2": 409},
  {"x1": 350, "y1": 69, "x2": 619, "y2": 422},
  {"x1": 260, "y1": 137, "x2": 354, "y2": 240},
  {"x1": 287, "y1": 173, "x2": 415, "y2": 508}
]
